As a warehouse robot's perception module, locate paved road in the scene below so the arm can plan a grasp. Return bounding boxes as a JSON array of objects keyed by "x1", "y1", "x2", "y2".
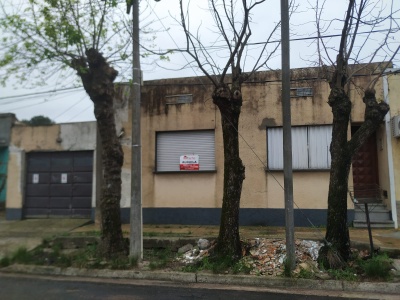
[{"x1": 0, "y1": 273, "x2": 391, "y2": 300}]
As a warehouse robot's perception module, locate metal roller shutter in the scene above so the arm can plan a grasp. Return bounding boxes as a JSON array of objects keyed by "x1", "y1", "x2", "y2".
[
  {"x1": 24, "y1": 151, "x2": 93, "y2": 218},
  {"x1": 156, "y1": 130, "x2": 215, "y2": 172}
]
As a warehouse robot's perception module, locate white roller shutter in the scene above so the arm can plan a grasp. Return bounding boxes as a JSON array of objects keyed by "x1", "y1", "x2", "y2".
[
  {"x1": 267, "y1": 127, "x2": 283, "y2": 170},
  {"x1": 156, "y1": 130, "x2": 215, "y2": 172},
  {"x1": 309, "y1": 126, "x2": 332, "y2": 169}
]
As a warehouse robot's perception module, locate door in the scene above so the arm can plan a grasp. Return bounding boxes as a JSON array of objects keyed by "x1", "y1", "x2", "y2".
[
  {"x1": 0, "y1": 147, "x2": 8, "y2": 206},
  {"x1": 351, "y1": 127, "x2": 379, "y2": 199},
  {"x1": 24, "y1": 151, "x2": 93, "y2": 218}
]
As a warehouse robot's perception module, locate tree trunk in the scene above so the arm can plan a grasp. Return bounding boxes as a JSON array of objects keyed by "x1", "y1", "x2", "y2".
[
  {"x1": 321, "y1": 86, "x2": 389, "y2": 268},
  {"x1": 212, "y1": 84, "x2": 245, "y2": 260},
  {"x1": 72, "y1": 48, "x2": 126, "y2": 258},
  {"x1": 323, "y1": 86, "x2": 352, "y2": 265}
]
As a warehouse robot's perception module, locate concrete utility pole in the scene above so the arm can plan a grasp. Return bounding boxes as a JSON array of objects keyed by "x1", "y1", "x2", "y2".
[
  {"x1": 130, "y1": 0, "x2": 143, "y2": 260},
  {"x1": 280, "y1": 0, "x2": 295, "y2": 271}
]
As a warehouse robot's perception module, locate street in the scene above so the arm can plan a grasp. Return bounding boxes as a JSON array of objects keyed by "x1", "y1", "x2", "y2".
[{"x1": 0, "y1": 273, "x2": 392, "y2": 300}]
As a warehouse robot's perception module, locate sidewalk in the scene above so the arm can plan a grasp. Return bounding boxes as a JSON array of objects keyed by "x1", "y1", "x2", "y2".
[
  {"x1": 1, "y1": 209, "x2": 400, "y2": 258},
  {"x1": 1, "y1": 210, "x2": 400, "y2": 297}
]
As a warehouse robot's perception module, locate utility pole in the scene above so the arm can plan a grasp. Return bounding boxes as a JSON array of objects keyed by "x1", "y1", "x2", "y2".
[
  {"x1": 280, "y1": 0, "x2": 295, "y2": 271},
  {"x1": 130, "y1": 0, "x2": 143, "y2": 260}
]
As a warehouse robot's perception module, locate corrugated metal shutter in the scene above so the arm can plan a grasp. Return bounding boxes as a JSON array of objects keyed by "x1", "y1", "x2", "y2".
[{"x1": 157, "y1": 130, "x2": 215, "y2": 171}]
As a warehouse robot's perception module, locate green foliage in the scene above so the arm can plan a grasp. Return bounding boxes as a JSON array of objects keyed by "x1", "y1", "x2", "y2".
[
  {"x1": 0, "y1": 256, "x2": 10, "y2": 267},
  {"x1": 183, "y1": 255, "x2": 251, "y2": 274},
  {"x1": 361, "y1": 253, "x2": 392, "y2": 279},
  {"x1": 297, "y1": 268, "x2": 316, "y2": 279},
  {"x1": 145, "y1": 248, "x2": 174, "y2": 270},
  {"x1": 283, "y1": 258, "x2": 293, "y2": 277},
  {"x1": 10, "y1": 247, "x2": 34, "y2": 264},
  {"x1": 327, "y1": 267, "x2": 358, "y2": 281},
  {"x1": 21, "y1": 115, "x2": 54, "y2": 126},
  {"x1": 0, "y1": 0, "x2": 135, "y2": 87}
]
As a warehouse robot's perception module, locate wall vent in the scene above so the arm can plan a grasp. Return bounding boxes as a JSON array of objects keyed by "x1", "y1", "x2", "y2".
[{"x1": 290, "y1": 87, "x2": 313, "y2": 97}]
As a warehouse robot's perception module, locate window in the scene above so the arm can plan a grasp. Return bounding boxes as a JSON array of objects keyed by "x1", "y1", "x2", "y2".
[
  {"x1": 267, "y1": 125, "x2": 332, "y2": 170},
  {"x1": 156, "y1": 130, "x2": 215, "y2": 172}
]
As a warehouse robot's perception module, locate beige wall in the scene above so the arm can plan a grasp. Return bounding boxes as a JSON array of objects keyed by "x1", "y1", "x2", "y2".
[
  {"x1": 6, "y1": 122, "x2": 97, "y2": 209},
  {"x1": 387, "y1": 72, "x2": 400, "y2": 213},
  {"x1": 115, "y1": 66, "x2": 386, "y2": 211}
]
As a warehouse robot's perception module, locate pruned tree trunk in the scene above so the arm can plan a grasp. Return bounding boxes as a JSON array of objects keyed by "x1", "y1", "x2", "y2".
[
  {"x1": 72, "y1": 48, "x2": 126, "y2": 258},
  {"x1": 212, "y1": 83, "x2": 245, "y2": 260},
  {"x1": 320, "y1": 86, "x2": 389, "y2": 267},
  {"x1": 322, "y1": 86, "x2": 353, "y2": 266}
]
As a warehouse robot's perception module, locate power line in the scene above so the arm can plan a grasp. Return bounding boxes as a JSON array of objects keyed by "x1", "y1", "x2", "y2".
[{"x1": 0, "y1": 86, "x2": 84, "y2": 101}]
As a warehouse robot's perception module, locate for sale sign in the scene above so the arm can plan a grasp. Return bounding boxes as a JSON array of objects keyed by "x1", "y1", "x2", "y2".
[{"x1": 180, "y1": 154, "x2": 199, "y2": 170}]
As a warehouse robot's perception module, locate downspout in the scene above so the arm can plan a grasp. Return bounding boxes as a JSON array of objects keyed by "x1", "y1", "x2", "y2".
[{"x1": 383, "y1": 71, "x2": 398, "y2": 229}]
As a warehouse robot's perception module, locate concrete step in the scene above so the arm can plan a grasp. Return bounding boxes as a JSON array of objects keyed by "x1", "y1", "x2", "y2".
[
  {"x1": 353, "y1": 220, "x2": 395, "y2": 228},
  {"x1": 354, "y1": 210, "x2": 392, "y2": 222},
  {"x1": 353, "y1": 201, "x2": 393, "y2": 228}
]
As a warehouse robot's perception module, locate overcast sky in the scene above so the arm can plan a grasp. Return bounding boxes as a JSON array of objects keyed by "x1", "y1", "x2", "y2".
[{"x1": 1, "y1": 0, "x2": 399, "y2": 123}]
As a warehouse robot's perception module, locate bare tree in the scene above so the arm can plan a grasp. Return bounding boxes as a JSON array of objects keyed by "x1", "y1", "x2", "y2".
[
  {"x1": 177, "y1": 0, "x2": 281, "y2": 260},
  {"x1": 310, "y1": 0, "x2": 400, "y2": 267},
  {"x1": 0, "y1": 0, "x2": 136, "y2": 258}
]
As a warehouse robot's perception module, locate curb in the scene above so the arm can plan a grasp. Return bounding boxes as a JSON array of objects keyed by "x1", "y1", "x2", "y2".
[{"x1": 1, "y1": 264, "x2": 399, "y2": 295}]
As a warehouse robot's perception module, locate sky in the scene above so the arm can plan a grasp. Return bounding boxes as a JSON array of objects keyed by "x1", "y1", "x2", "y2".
[{"x1": 0, "y1": 0, "x2": 399, "y2": 123}]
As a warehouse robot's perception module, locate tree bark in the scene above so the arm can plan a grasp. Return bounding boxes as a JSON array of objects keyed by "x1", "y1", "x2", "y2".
[
  {"x1": 323, "y1": 86, "x2": 353, "y2": 264},
  {"x1": 212, "y1": 83, "x2": 245, "y2": 260},
  {"x1": 72, "y1": 48, "x2": 126, "y2": 258},
  {"x1": 321, "y1": 85, "x2": 389, "y2": 267}
]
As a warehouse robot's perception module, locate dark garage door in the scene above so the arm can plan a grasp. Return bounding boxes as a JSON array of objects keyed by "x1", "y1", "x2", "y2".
[{"x1": 24, "y1": 151, "x2": 93, "y2": 218}]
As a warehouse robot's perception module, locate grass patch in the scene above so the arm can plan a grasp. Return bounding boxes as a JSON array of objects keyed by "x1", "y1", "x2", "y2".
[
  {"x1": 360, "y1": 253, "x2": 392, "y2": 279},
  {"x1": 145, "y1": 248, "x2": 175, "y2": 270},
  {"x1": 183, "y1": 255, "x2": 252, "y2": 274},
  {"x1": 327, "y1": 267, "x2": 358, "y2": 281}
]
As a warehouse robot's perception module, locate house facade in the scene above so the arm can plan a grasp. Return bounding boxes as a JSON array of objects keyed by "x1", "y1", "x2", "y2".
[
  {"x1": 112, "y1": 65, "x2": 399, "y2": 227},
  {"x1": 5, "y1": 121, "x2": 97, "y2": 220},
  {"x1": 4, "y1": 65, "x2": 400, "y2": 228}
]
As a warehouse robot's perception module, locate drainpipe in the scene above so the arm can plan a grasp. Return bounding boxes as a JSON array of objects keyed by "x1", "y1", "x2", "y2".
[{"x1": 383, "y1": 71, "x2": 398, "y2": 229}]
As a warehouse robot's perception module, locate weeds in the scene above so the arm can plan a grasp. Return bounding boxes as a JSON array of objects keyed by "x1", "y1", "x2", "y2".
[
  {"x1": 360, "y1": 253, "x2": 392, "y2": 279},
  {"x1": 183, "y1": 255, "x2": 251, "y2": 274},
  {"x1": 145, "y1": 248, "x2": 174, "y2": 270}
]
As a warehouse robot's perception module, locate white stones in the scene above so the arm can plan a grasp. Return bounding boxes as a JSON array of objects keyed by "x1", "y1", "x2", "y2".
[{"x1": 198, "y1": 239, "x2": 210, "y2": 250}]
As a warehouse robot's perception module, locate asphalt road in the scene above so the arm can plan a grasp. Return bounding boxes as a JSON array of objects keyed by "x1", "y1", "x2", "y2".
[{"x1": 0, "y1": 273, "x2": 390, "y2": 300}]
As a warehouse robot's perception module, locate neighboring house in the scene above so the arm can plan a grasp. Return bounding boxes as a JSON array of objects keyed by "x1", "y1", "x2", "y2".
[
  {"x1": 5, "y1": 121, "x2": 97, "y2": 220},
  {"x1": 4, "y1": 65, "x2": 400, "y2": 228},
  {"x1": 0, "y1": 113, "x2": 16, "y2": 209}
]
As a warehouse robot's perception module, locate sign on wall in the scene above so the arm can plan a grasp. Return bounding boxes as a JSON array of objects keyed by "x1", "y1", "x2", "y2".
[
  {"x1": 33, "y1": 174, "x2": 39, "y2": 184},
  {"x1": 61, "y1": 173, "x2": 68, "y2": 184},
  {"x1": 180, "y1": 154, "x2": 199, "y2": 171}
]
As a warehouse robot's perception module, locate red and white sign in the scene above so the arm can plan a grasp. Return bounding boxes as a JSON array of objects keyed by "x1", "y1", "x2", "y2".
[{"x1": 180, "y1": 154, "x2": 199, "y2": 171}]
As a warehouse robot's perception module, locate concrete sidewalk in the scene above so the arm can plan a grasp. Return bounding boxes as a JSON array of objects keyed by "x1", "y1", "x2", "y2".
[
  {"x1": 1, "y1": 209, "x2": 400, "y2": 258},
  {"x1": 0, "y1": 211, "x2": 91, "y2": 259},
  {"x1": 1, "y1": 210, "x2": 400, "y2": 297}
]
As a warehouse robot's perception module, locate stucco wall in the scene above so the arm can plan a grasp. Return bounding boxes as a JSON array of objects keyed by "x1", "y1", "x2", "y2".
[
  {"x1": 6, "y1": 122, "x2": 97, "y2": 213},
  {"x1": 115, "y1": 66, "x2": 383, "y2": 217},
  {"x1": 387, "y1": 72, "x2": 400, "y2": 212}
]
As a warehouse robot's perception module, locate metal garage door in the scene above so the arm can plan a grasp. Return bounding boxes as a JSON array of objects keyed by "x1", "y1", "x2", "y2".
[{"x1": 24, "y1": 151, "x2": 93, "y2": 218}]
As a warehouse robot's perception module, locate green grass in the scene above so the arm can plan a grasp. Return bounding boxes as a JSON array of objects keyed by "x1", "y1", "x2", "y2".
[
  {"x1": 360, "y1": 253, "x2": 392, "y2": 279},
  {"x1": 145, "y1": 248, "x2": 174, "y2": 270},
  {"x1": 183, "y1": 255, "x2": 252, "y2": 274}
]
